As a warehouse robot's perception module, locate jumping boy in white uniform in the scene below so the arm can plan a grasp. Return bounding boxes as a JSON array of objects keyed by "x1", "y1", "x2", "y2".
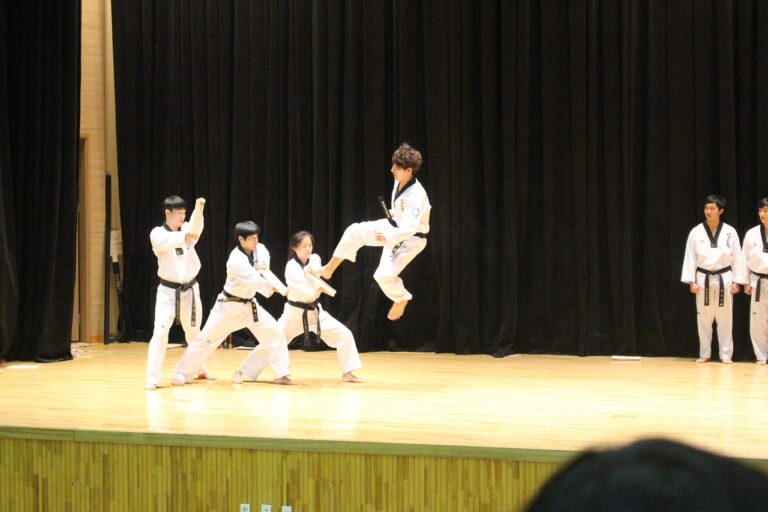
[
  {"x1": 171, "y1": 221, "x2": 292, "y2": 386},
  {"x1": 314, "y1": 143, "x2": 430, "y2": 321},
  {"x1": 741, "y1": 197, "x2": 768, "y2": 365},
  {"x1": 681, "y1": 195, "x2": 747, "y2": 363},
  {"x1": 145, "y1": 195, "x2": 210, "y2": 390},
  {"x1": 278, "y1": 231, "x2": 362, "y2": 382}
]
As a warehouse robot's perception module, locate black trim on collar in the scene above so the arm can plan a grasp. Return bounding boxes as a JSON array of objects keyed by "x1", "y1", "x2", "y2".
[
  {"x1": 761, "y1": 225, "x2": 768, "y2": 253},
  {"x1": 237, "y1": 244, "x2": 255, "y2": 266},
  {"x1": 394, "y1": 178, "x2": 418, "y2": 201},
  {"x1": 702, "y1": 222, "x2": 723, "y2": 248},
  {"x1": 292, "y1": 254, "x2": 307, "y2": 269},
  {"x1": 163, "y1": 223, "x2": 179, "y2": 232}
]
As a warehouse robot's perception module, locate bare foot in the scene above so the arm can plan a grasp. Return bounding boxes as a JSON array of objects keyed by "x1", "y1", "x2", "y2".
[
  {"x1": 342, "y1": 372, "x2": 362, "y2": 383},
  {"x1": 721, "y1": 359, "x2": 733, "y2": 364},
  {"x1": 695, "y1": 358, "x2": 709, "y2": 363},
  {"x1": 274, "y1": 376, "x2": 295, "y2": 385},
  {"x1": 231, "y1": 370, "x2": 243, "y2": 384},
  {"x1": 144, "y1": 383, "x2": 157, "y2": 391},
  {"x1": 196, "y1": 372, "x2": 216, "y2": 381},
  {"x1": 387, "y1": 300, "x2": 409, "y2": 321},
  {"x1": 171, "y1": 378, "x2": 185, "y2": 386},
  {"x1": 757, "y1": 360, "x2": 767, "y2": 366}
]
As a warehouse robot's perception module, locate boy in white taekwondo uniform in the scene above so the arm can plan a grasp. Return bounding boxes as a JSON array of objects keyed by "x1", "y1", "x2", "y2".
[
  {"x1": 171, "y1": 221, "x2": 293, "y2": 386},
  {"x1": 741, "y1": 197, "x2": 768, "y2": 365},
  {"x1": 313, "y1": 142, "x2": 431, "y2": 321},
  {"x1": 145, "y1": 195, "x2": 210, "y2": 390},
  {"x1": 681, "y1": 195, "x2": 747, "y2": 364},
  {"x1": 279, "y1": 231, "x2": 362, "y2": 382}
]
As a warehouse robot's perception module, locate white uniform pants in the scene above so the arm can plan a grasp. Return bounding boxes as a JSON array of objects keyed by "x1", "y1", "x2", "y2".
[
  {"x1": 278, "y1": 303, "x2": 361, "y2": 374},
  {"x1": 146, "y1": 283, "x2": 205, "y2": 386},
  {"x1": 172, "y1": 298, "x2": 290, "y2": 383},
  {"x1": 334, "y1": 219, "x2": 427, "y2": 302},
  {"x1": 695, "y1": 286, "x2": 734, "y2": 360},
  {"x1": 750, "y1": 291, "x2": 768, "y2": 362}
]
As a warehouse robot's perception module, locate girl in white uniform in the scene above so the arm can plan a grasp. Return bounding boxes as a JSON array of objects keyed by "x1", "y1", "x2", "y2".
[
  {"x1": 171, "y1": 221, "x2": 292, "y2": 386},
  {"x1": 278, "y1": 231, "x2": 362, "y2": 382}
]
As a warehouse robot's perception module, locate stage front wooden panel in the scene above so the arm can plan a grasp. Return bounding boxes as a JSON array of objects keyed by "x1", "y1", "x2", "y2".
[
  {"x1": 2, "y1": 343, "x2": 768, "y2": 511},
  {"x1": 0, "y1": 436, "x2": 559, "y2": 511}
]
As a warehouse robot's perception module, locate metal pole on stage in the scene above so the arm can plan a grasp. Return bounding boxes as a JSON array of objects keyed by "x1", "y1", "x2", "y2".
[{"x1": 104, "y1": 175, "x2": 112, "y2": 344}]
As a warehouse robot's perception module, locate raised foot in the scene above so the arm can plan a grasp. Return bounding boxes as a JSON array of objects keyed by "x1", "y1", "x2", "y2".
[
  {"x1": 231, "y1": 370, "x2": 243, "y2": 384},
  {"x1": 387, "y1": 300, "x2": 409, "y2": 321}
]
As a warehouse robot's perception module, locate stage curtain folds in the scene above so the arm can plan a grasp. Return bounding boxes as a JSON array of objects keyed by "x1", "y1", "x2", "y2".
[
  {"x1": 0, "y1": 1, "x2": 80, "y2": 362},
  {"x1": 112, "y1": 1, "x2": 768, "y2": 359}
]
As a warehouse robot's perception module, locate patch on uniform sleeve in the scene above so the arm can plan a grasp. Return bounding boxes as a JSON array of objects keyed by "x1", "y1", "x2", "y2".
[{"x1": 411, "y1": 207, "x2": 420, "y2": 217}]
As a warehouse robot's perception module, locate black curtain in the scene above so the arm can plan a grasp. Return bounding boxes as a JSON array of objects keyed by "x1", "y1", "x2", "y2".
[
  {"x1": 112, "y1": 1, "x2": 768, "y2": 359},
  {"x1": 0, "y1": 1, "x2": 80, "y2": 362}
]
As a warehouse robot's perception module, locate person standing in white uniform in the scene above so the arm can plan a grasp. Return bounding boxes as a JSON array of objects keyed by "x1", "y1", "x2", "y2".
[
  {"x1": 171, "y1": 221, "x2": 293, "y2": 386},
  {"x1": 279, "y1": 231, "x2": 362, "y2": 382},
  {"x1": 145, "y1": 195, "x2": 210, "y2": 390},
  {"x1": 741, "y1": 197, "x2": 768, "y2": 365},
  {"x1": 681, "y1": 195, "x2": 747, "y2": 363},
  {"x1": 314, "y1": 143, "x2": 431, "y2": 321}
]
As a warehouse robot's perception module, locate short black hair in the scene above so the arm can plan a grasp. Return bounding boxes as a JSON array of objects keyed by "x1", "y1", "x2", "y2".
[
  {"x1": 391, "y1": 142, "x2": 423, "y2": 174},
  {"x1": 233, "y1": 221, "x2": 261, "y2": 242},
  {"x1": 162, "y1": 195, "x2": 187, "y2": 213},
  {"x1": 704, "y1": 194, "x2": 726, "y2": 210},
  {"x1": 525, "y1": 438, "x2": 768, "y2": 512},
  {"x1": 758, "y1": 197, "x2": 768, "y2": 209},
  {"x1": 288, "y1": 231, "x2": 315, "y2": 259}
]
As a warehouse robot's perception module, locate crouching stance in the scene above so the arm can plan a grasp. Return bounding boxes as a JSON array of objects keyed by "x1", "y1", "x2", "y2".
[
  {"x1": 279, "y1": 231, "x2": 362, "y2": 382},
  {"x1": 171, "y1": 221, "x2": 292, "y2": 386}
]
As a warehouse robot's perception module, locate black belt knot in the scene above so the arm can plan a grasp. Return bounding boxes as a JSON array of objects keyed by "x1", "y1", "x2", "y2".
[
  {"x1": 288, "y1": 300, "x2": 322, "y2": 348},
  {"x1": 159, "y1": 277, "x2": 198, "y2": 326},
  {"x1": 696, "y1": 266, "x2": 731, "y2": 307},
  {"x1": 753, "y1": 271, "x2": 768, "y2": 302},
  {"x1": 219, "y1": 290, "x2": 258, "y2": 321}
]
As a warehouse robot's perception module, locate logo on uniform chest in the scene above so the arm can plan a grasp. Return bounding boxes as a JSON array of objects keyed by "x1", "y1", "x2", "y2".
[
  {"x1": 176, "y1": 248, "x2": 184, "y2": 256},
  {"x1": 701, "y1": 233, "x2": 732, "y2": 249}
]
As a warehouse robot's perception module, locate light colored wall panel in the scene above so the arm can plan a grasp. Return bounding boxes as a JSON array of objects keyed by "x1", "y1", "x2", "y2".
[{"x1": 80, "y1": 0, "x2": 121, "y2": 342}]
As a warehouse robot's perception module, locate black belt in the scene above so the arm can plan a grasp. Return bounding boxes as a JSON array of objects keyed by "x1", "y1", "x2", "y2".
[
  {"x1": 159, "y1": 277, "x2": 198, "y2": 326},
  {"x1": 392, "y1": 232, "x2": 429, "y2": 254},
  {"x1": 219, "y1": 290, "x2": 258, "y2": 321},
  {"x1": 753, "y1": 271, "x2": 768, "y2": 302},
  {"x1": 696, "y1": 266, "x2": 731, "y2": 307},
  {"x1": 288, "y1": 300, "x2": 321, "y2": 347}
]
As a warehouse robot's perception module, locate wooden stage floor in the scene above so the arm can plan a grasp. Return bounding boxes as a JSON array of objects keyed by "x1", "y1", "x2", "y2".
[{"x1": 2, "y1": 342, "x2": 768, "y2": 463}]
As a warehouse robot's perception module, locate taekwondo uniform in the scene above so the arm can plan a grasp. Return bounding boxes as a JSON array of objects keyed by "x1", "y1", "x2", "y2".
[
  {"x1": 172, "y1": 243, "x2": 290, "y2": 384},
  {"x1": 278, "y1": 254, "x2": 361, "y2": 374},
  {"x1": 146, "y1": 214, "x2": 205, "y2": 388},
  {"x1": 332, "y1": 179, "x2": 431, "y2": 303},
  {"x1": 681, "y1": 222, "x2": 746, "y2": 361},
  {"x1": 742, "y1": 225, "x2": 768, "y2": 363}
]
